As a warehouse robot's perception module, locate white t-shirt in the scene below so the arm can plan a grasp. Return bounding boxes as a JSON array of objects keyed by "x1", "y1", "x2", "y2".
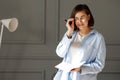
[{"x1": 69, "y1": 32, "x2": 85, "y2": 65}]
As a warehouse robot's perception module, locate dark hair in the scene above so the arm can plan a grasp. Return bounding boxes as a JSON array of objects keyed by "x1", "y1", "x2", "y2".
[{"x1": 71, "y1": 4, "x2": 94, "y2": 30}]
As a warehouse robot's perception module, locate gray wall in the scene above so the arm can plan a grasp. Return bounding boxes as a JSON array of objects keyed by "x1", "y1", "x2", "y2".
[{"x1": 0, "y1": 0, "x2": 120, "y2": 80}]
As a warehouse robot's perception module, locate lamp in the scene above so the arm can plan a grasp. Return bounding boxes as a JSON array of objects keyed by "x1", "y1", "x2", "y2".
[{"x1": 0, "y1": 18, "x2": 18, "y2": 48}]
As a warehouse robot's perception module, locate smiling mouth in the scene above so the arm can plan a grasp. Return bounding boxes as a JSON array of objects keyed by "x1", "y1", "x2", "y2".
[{"x1": 78, "y1": 24, "x2": 84, "y2": 27}]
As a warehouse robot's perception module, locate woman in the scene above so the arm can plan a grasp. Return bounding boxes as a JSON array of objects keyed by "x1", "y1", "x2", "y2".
[{"x1": 54, "y1": 4, "x2": 106, "y2": 80}]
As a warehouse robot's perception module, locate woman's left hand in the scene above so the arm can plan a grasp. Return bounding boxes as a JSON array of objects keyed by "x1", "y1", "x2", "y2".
[{"x1": 71, "y1": 67, "x2": 81, "y2": 72}]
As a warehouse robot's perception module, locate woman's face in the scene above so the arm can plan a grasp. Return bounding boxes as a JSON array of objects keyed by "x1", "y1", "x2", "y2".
[{"x1": 75, "y1": 11, "x2": 90, "y2": 30}]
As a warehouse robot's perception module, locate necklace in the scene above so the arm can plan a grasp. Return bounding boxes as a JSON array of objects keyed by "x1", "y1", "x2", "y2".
[
  {"x1": 78, "y1": 29, "x2": 91, "y2": 37},
  {"x1": 79, "y1": 32, "x2": 85, "y2": 37}
]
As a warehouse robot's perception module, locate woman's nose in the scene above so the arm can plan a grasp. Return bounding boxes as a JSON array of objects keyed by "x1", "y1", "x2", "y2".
[{"x1": 77, "y1": 20, "x2": 83, "y2": 24}]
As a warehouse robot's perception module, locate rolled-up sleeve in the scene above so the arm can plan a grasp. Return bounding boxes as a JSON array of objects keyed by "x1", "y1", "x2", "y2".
[
  {"x1": 56, "y1": 32, "x2": 73, "y2": 58},
  {"x1": 81, "y1": 35, "x2": 106, "y2": 75}
]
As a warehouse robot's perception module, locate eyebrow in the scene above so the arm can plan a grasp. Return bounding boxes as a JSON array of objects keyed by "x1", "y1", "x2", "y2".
[
  {"x1": 75, "y1": 17, "x2": 79, "y2": 19},
  {"x1": 75, "y1": 15, "x2": 86, "y2": 18}
]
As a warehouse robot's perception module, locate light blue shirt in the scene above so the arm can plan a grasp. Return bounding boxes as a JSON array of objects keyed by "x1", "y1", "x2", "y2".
[{"x1": 54, "y1": 29, "x2": 106, "y2": 80}]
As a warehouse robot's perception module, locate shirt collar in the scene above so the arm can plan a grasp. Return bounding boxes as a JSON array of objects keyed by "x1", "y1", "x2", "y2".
[
  {"x1": 75, "y1": 28, "x2": 96, "y2": 36},
  {"x1": 89, "y1": 29, "x2": 96, "y2": 35}
]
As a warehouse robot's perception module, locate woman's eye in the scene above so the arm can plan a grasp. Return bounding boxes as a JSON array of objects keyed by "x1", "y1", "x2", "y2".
[{"x1": 81, "y1": 17, "x2": 86, "y2": 22}]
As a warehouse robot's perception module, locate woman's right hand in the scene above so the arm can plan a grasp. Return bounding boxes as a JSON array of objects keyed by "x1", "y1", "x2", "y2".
[{"x1": 66, "y1": 18, "x2": 75, "y2": 37}]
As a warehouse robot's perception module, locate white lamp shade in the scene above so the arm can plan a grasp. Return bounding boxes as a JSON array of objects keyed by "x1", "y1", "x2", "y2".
[{"x1": 1, "y1": 18, "x2": 18, "y2": 32}]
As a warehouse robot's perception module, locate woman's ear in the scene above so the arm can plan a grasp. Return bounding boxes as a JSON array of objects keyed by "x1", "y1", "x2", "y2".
[{"x1": 88, "y1": 14, "x2": 90, "y2": 20}]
